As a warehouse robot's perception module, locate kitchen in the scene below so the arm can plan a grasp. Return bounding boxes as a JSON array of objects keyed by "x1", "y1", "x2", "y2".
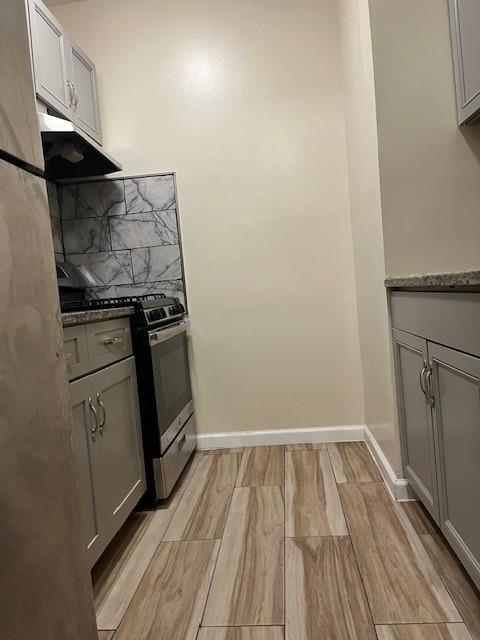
[{"x1": 1, "y1": 0, "x2": 480, "y2": 639}]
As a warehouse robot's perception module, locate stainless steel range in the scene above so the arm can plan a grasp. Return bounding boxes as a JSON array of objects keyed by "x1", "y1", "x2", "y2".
[
  {"x1": 58, "y1": 268, "x2": 196, "y2": 504},
  {"x1": 132, "y1": 296, "x2": 196, "y2": 504}
]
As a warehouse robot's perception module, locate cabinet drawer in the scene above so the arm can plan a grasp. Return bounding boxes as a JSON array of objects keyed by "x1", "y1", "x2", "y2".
[
  {"x1": 63, "y1": 324, "x2": 89, "y2": 381},
  {"x1": 391, "y1": 291, "x2": 480, "y2": 358},
  {"x1": 86, "y1": 318, "x2": 132, "y2": 370}
]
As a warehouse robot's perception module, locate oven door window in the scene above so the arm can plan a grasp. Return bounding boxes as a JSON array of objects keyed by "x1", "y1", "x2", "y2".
[{"x1": 151, "y1": 330, "x2": 192, "y2": 435}]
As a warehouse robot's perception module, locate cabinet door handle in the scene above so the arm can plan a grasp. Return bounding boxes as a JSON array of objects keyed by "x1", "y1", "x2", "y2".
[
  {"x1": 419, "y1": 359, "x2": 428, "y2": 397},
  {"x1": 88, "y1": 396, "x2": 98, "y2": 441},
  {"x1": 426, "y1": 367, "x2": 435, "y2": 407},
  {"x1": 96, "y1": 392, "x2": 106, "y2": 432},
  {"x1": 178, "y1": 434, "x2": 186, "y2": 451},
  {"x1": 67, "y1": 80, "x2": 74, "y2": 109},
  {"x1": 73, "y1": 84, "x2": 79, "y2": 111}
]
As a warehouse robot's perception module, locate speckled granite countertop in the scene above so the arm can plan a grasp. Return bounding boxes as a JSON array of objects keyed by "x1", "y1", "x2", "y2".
[
  {"x1": 62, "y1": 306, "x2": 134, "y2": 327},
  {"x1": 385, "y1": 270, "x2": 480, "y2": 289}
]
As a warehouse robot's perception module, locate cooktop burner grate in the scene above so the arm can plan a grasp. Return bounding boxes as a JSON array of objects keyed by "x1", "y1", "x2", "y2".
[{"x1": 61, "y1": 293, "x2": 166, "y2": 313}]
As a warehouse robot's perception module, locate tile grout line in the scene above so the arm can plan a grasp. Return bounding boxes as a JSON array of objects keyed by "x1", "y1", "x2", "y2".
[
  {"x1": 235, "y1": 447, "x2": 247, "y2": 488},
  {"x1": 196, "y1": 452, "x2": 243, "y2": 633},
  {"x1": 326, "y1": 445, "x2": 380, "y2": 640},
  {"x1": 416, "y1": 533, "x2": 474, "y2": 633},
  {"x1": 104, "y1": 458, "x2": 201, "y2": 634}
]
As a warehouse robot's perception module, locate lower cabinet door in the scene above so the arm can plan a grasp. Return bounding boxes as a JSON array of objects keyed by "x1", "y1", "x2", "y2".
[
  {"x1": 393, "y1": 329, "x2": 439, "y2": 521},
  {"x1": 429, "y1": 343, "x2": 480, "y2": 590},
  {"x1": 93, "y1": 357, "x2": 146, "y2": 539},
  {"x1": 70, "y1": 375, "x2": 107, "y2": 568}
]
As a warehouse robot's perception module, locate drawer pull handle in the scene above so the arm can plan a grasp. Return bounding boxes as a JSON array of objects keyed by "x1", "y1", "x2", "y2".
[
  {"x1": 178, "y1": 434, "x2": 186, "y2": 451},
  {"x1": 104, "y1": 336, "x2": 123, "y2": 346}
]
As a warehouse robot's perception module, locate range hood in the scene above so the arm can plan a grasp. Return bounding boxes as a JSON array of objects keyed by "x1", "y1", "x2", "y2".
[{"x1": 39, "y1": 112, "x2": 122, "y2": 180}]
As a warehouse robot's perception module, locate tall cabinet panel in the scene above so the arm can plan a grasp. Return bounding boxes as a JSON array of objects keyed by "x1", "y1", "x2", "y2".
[
  {"x1": 0, "y1": 0, "x2": 44, "y2": 168},
  {"x1": 429, "y1": 343, "x2": 480, "y2": 584},
  {"x1": 392, "y1": 329, "x2": 439, "y2": 521}
]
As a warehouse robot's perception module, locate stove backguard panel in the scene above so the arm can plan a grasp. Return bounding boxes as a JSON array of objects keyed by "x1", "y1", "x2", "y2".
[{"x1": 53, "y1": 173, "x2": 186, "y2": 307}]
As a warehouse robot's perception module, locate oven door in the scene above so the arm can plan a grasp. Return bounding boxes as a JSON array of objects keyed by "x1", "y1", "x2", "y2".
[{"x1": 149, "y1": 321, "x2": 193, "y2": 452}]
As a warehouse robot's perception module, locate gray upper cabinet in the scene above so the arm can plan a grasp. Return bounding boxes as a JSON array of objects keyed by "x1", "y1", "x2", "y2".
[
  {"x1": 392, "y1": 329, "x2": 439, "y2": 522},
  {"x1": 28, "y1": 0, "x2": 71, "y2": 118},
  {"x1": 28, "y1": 0, "x2": 103, "y2": 143},
  {"x1": 429, "y1": 343, "x2": 480, "y2": 588},
  {"x1": 69, "y1": 42, "x2": 102, "y2": 143},
  {"x1": 448, "y1": 0, "x2": 480, "y2": 124},
  {"x1": 0, "y1": 0, "x2": 44, "y2": 168}
]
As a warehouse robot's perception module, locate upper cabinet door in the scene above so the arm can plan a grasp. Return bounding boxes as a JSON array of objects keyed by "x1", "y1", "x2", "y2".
[
  {"x1": 0, "y1": 0, "x2": 44, "y2": 169},
  {"x1": 392, "y1": 328, "x2": 440, "y2": 522},
  {"x1": 29, "y1": 0, "x2": 72, "y2": 119},
  {"x1": 69, "y1": 42, "x2": 103, "y2": 144},
  {"x1": 429, "y1": 343, "x2": 480, "y2": 590},
  {"x1": 448, "y1": 0, "x2": 480, "y2": 124}
]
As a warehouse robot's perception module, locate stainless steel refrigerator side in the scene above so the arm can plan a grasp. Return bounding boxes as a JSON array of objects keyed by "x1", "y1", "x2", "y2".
[
  {"x1": 0, "y1": 159, "x2": 98, "y2": 640},
  {"x1": 0, "y1": 1, "x2": 97, "y2": 637},
  {"x1": 0, "y1": 0, "x2": 44, "y2": 170}
]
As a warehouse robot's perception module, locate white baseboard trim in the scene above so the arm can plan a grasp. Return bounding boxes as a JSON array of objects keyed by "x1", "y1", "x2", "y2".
[
  {"x1": 364, "y1": 426, "x2": 413, "y2": 501},
  {"x1": 196, "y1": 425, "x2": 365, "y2": 451},
  {"x1": 196, "y1": 423, "x2": 411, "y2": 502}
]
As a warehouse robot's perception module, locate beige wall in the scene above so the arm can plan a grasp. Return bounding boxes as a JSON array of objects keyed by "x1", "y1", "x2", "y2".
[
  {"x1": 338, "y1": 0, "x2": 400, "y2": 472},
  {"x1": 54, "y1": 0, "x2": 364, "y2": 434},
  {"x1": 369, "y1": 0, "x2": 480, "y2": 277}
]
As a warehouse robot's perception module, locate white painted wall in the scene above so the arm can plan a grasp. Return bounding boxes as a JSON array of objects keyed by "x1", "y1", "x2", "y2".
[
  {"x1": 338, "y1": 0, "x2": 401, "y2": 473},
  {"x1": 369, "y1": 0, "x2": 480, "y2": 277},
  {"x1": 53, "y1": 0, "x2": 365, "y2": 435}
]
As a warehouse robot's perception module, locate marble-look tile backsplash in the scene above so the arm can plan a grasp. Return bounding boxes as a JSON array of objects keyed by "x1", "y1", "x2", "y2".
[{"x1": 54, "y1": 173, "x2": 186, "y2": 306}]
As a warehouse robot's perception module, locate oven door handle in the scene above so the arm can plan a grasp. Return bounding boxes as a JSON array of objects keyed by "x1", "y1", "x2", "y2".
[{"x1": 149, "y1": 321, "x2": 189, "y2": 345}]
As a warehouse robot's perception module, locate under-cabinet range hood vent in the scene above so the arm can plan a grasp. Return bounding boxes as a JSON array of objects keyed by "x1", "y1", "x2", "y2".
[{"x1": 39, "y1": 112, "x2": 122, "y2": 180}]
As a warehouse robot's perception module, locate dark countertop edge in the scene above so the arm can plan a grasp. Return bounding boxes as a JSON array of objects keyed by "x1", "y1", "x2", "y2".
[
  {"x1": 62, "y1": 306, "x2": 134, "y2": 327},
  {"x1": 385, "y1": 270, "x2": 480, "y2": 290}
]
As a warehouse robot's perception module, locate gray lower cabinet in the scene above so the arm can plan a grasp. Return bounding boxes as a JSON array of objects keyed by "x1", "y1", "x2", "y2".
[
  {"x1": 70, "y1": 356, "x2": 146, "y2": 568},
  {"x1": 392, "y1": 329, "x2": 439, "y2": 521},
  {"x1": 429, "y1": 343, "x2": 480, "y2": 587},
  {"x1": 93, "y1": 358, "x2": 145, "y2": 539},
  {"x1": 70, "y1": 374, "x2": 107, "y2": 567},
  {"x1": 391, "y1": 291, "x2": 480, "y2": 590}
]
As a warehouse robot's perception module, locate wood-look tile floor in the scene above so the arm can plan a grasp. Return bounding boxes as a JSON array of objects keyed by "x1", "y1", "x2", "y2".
[{"x1": 91, "y1": 442, "x2": 480, "y2": 640}]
